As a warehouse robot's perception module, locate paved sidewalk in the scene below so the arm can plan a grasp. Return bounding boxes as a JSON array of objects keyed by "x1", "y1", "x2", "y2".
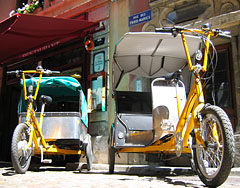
[
  {"x1": 0, "y1": 162, "x2": 239, "y2": 188},
  {"x1": 1, "y1": 161, "x2": 240, "y2": 176}
]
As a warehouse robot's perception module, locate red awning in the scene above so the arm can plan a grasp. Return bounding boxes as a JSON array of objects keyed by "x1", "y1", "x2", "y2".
[{"x1": 0, "y1": 13, "x2": 100, "y2": 64}]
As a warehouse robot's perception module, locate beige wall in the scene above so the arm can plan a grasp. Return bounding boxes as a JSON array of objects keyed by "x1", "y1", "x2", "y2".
[{"x1": 108, "y1": 0, "x2": 129, "y2": 127}]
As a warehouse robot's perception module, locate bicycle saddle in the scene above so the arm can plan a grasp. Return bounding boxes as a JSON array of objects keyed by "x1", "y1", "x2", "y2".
[{"x1": 39, "y1": 95, "x2": 52, "y2": 104}]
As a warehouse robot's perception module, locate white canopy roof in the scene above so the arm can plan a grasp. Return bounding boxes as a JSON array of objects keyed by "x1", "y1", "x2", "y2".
[{"x1": 113, "y1": 32, "x2": 202, "y2": 90}]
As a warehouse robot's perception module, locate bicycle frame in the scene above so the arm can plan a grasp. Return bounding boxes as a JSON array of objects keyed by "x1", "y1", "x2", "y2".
[
  {"x1": 118, "y1": 30, "x2": 216, "y2": 154},
  {"x1": 22, "y1": 70, "x2": 82, "y2": 155}
]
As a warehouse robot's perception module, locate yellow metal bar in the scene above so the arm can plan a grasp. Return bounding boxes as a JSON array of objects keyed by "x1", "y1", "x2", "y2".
[
  {"x1": 23, "y1": 70, "x2": 39, "y2": 74},
  {"x1": 182, "y1": 115, "x2": 194, "y2": 146},
  {"x1": 190, "y1": 77, "x2": 206, "y2": 146},
  {"x1": 176, "y1": 80, "x2": 198, "y2": 133},
  {"x1": 32, "y1": 129, "x2": 39, "y2": 150},
  {"x1": 118, "y1": 143, "x2": 191, "y2": 154},
  {"x1": 181, "y1": 33, "x2": 194, "y2": 71},
  {"x1": 202, "y1": 33, "x2": 211, "y2": 72},
  {"x1": 22, "y1": 73, "x2": 28, "y2": 100},
  {"x1": 195, "y1": 77, "x2": 205, "y2": 103},
  {"x1": 33, "y1": 71, "x2": 43, "y2": 100},
  {"x1": 176, "y1": 74, "x2": 206, "y2": 147},
  {"x1": 176, "y1": 94, "x2": 181, "y2": 118},
  {"x1": 31, "y1": 111, "x2": 48, "y2": 148},
  {"x1": 34, "y1": 146, "x2": 83, "y2": 155},
  {"x1": 27, "y1": 124, "x2": 34, "y2": 148}
]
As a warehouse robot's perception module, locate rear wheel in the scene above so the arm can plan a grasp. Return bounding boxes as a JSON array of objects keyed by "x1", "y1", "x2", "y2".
[
  {"x1": 108, "y1": 126, "x2": 115, "y2": 174},
  {"x1": 11, "y1": 123, "x2": 32, "y2": 174},
  {"x1": 193, "y1": 105, "x2": 235, "y2": 187},
  {"x1": 85, "y1": 134, "x2": 94, "y2": 171}
]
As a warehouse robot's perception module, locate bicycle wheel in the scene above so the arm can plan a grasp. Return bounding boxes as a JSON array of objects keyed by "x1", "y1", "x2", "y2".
[
  {"x1": 193, "y1": 105, "x2": 235, "y2": 187},
  {"x1": 108, "y1": 127, "x2": 115, "y2": 174},
  {"x1": 11, "y1": 123, "x2": 32, "y2": 174},
  {"x1": 84, "y1": 134, "x2": 94, "y2": 171}
]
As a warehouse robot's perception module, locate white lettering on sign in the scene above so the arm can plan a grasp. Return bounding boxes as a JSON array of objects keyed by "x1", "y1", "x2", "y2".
[{"x1": 21, "y1": 41, "x2": 60, "y2": 58}]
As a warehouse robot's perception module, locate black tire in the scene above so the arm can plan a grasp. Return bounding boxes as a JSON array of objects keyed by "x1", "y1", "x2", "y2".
[
  {"x1": 108, "y1": 126, "x2": 115, "y2": 174},
  {"x1": 192, "y1": 105, "x2": 235, "y2": 187},
  {"x1": 85, "y1": 134, "x2": 94, "y2": 171},
  {"x1": 11, "y1": 123, "x2": 32, "y2": 174}
]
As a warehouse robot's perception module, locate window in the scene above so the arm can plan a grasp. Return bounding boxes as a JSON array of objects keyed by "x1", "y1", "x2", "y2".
[
  {"x1": 167, "y1": 3, "x2": 210, "y2": 24},
  {"x1": 16, "y1": 0, "x2": 28, "y2": 8},
  {"x1": 205, "y1": 45, "x2": 233, "y2": 109},
  {"x1": 204, "y1": 44, "x2": 236, "y2": 127}
]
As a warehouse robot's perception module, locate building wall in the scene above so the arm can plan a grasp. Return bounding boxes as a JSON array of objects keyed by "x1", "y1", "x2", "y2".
[
  {"x1": 109, "y1": 0, "x2": 130, "y2": 132},
  {"x1": 0, "y1": 0, "x2": 16, "y2": 20}
]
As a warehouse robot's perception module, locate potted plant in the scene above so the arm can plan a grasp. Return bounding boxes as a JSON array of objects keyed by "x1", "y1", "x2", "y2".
[{"x1": 10, "y1": 0, "x2": 42, "y2": 15}]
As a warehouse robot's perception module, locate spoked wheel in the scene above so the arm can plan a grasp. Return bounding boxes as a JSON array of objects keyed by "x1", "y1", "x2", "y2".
[
  {"x1": 108, "y1": 144, "x2": 116, "y2": 174},
  {"x1": 193, "y1": 105, "x2": 235, "y2": 187},
  {"x1": 84, "y1": 134, "x2": 94, "y2": 171},
  {"x1": 11, "y1": 123, "x2": 32, "y2": 174},
  {"x1": 108, "y1": 127, "x2": 115, "y2": 174}
]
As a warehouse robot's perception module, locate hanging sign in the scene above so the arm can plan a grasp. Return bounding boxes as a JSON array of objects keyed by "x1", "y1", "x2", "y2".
[
  {"x1": 128, "y1": 9, "x2": 152, "y2": 27},
  {"x1": 93, "y1": 51, "x2": 105, "y2": 73}
]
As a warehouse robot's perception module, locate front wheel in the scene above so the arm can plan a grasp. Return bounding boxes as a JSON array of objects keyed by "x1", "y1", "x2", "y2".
[
  {"x1": 11, "y1": 123, "x2": 32, "y2": 174},
  {"x1": 193, "y1": 105, "x2": 235, "y2": 187}
]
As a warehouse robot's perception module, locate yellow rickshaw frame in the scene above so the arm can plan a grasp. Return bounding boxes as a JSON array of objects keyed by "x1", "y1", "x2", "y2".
[
  {"x1": 116, "y1": 29, "x2": 217, "y2": 154},
  {"x1": 22, "y1": 70, "x2": 83, "y2": 155}
]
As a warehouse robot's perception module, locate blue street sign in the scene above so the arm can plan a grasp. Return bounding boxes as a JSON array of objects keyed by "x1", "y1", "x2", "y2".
[{"x1": 128, "y1": 9, "x2": 152, "y2": 27}]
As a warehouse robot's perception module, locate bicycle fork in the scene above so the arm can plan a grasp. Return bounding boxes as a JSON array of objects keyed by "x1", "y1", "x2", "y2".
[{"x1": 26, "y1": 101, "x2": 52, "y2": 163}]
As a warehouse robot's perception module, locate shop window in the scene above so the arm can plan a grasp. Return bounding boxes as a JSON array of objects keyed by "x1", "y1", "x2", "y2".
[
  {"x1": 42, "y1": 47, "x2": 84, "y2": 70},
  {"x1": 204, "y1": 44, "x2": 236, "y2": 127},
  {"x1": 205, "y1": 46, "x2": 233, "y2": 108},
  {"x1": 87, "y1": 72, "x2": 106, "y2": 112},
  {"x1": 167, "y1": 3, "x2": 209, "y2": 24},
  {"x1": 16, "y1": 0, "x2": 28, "y2": 8}
]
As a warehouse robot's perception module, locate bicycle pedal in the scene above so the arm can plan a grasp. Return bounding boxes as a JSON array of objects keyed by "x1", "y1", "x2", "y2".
[{"x1": 42, "y1": 159, "x2": 52, "y2": 164}]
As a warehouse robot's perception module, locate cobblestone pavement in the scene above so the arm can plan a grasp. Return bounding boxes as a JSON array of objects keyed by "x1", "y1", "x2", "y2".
[{"x1": 0, "y1": 163, "x2": 240, "y2": 188}]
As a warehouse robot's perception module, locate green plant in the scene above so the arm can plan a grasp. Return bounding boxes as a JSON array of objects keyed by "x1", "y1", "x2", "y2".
[{"x1": 17, "y1": 0, "x2": 42, "y2": 14}]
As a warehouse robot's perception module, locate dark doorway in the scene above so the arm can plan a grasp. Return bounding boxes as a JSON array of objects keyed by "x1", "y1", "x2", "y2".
[{"x1": 204, "y1": 43, "x2": 237, "y2": 129}]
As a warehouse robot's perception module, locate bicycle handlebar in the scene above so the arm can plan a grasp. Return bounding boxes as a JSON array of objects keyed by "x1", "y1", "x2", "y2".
[
  {"x1": 7, "y1": 69, "x2": 60, "y2": 76},
  {"x1": 155, "y1": 26, "x2": 231, "y2": 39},
  {"x1": 213, "y1": 29, "x2": 231, "y2": 39},
  {"x1": 7, "y1": 70, "x2": 24, "y2": 75},
  {"x1": 43, "y1": 70, "x2": 61, "y2": 75},
  {"x1": 155, "y1": 26, "x2": 188, "y2": 33}
]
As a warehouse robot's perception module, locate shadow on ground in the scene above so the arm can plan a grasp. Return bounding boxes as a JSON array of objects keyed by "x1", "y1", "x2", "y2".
[{"x1": 1, "y1": 162, "x2": 203, "y2": 187}]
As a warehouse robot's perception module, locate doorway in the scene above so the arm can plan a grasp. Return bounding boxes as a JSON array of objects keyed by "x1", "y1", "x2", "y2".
[{"x1": 204, "y1": 43, "x2": 237, "y2": 129}]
